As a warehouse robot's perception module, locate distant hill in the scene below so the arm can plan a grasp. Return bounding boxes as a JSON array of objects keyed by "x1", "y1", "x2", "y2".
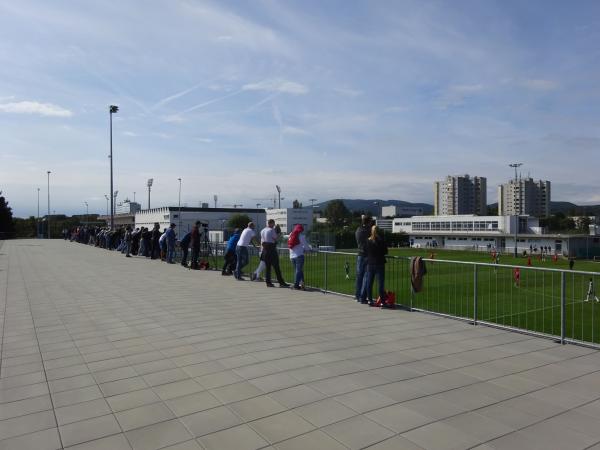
[
  {"x1": 315, "y1": 199, "x2": 600, "y2": 217},
  {"x1": 488, "y1": 202, "x2": 600, "y2": 216},
  {"x1": 313, "y1": 199, "x2": 434, "y2": 216}
]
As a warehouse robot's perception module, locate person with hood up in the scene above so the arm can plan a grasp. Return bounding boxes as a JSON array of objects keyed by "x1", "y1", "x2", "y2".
[
  {"x1": 288, "y1": 224, "x2": 312, "y2": 290},
  {"x1": 150, "y1": 223, "x2": 161, "y2": 259}
]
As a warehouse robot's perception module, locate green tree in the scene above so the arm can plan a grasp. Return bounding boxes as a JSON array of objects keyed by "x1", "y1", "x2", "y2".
[
  {"x1": 324, "y1": 199, "x2": 351, "y2": 228},
  {"x1": 0, "y1": 191, "x2": 16, "y2": 237},
  {"x1": 578, "y1": 216, "x2": 592, "y2": 232},
  {"x1": 228, "y1": 214, "x2": 252, "y2": 230}
]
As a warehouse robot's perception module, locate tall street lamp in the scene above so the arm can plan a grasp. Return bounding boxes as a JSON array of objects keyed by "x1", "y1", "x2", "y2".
[
  {"x1": 37, "y1": 188, "x2": 40, "y2": 237},
  {"x1": 178, "y1": 178, "x2": 182, "y2": 232},
  {"x1": 109, "y1": 105, "x2": 119, "y2": 229},
  {"x1": 47, "y1": 171, "x2": 51, "y2": 239},
  {"x1": 84, "y1": 201, "x2": 89, "y2": 226}
]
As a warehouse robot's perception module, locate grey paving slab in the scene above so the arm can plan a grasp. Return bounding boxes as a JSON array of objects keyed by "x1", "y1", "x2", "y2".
[{"x1": 3, "y1": 240, "x2": 600, "y2": 450}]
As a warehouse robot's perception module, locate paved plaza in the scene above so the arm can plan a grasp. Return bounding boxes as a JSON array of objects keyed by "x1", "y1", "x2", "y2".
[{"x1": 2, "y1": 240, "x2": 600, "y2": 449}]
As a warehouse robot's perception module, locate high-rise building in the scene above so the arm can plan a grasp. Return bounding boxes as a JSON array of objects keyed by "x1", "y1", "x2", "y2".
[
  {"x1": 434, "y1": 175, "x2": 487, "y2": 216},
  {"x1": 498, "y1": 178, "x2": 551, "y2": 217}
]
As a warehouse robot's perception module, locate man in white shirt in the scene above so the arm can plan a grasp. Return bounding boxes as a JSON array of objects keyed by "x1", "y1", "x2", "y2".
[
  {"x1": 261, "y1": 219, "x2": 288, "y2": 287},
  {"x1": 235, "y1": 222, "x2": 257, "y2": 280}
]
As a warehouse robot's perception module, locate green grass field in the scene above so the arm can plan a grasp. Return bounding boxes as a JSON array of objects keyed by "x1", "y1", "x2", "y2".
[{"x1": 196, "y1": 247, "x2": 600, "y2": 346}]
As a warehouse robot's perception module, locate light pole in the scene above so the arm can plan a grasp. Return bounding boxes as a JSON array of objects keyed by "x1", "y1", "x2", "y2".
[
  {"x1": 47, "y1": 171, "x2": 51, "y2": 239},
  {"x1": 84, "y1": 201, "x2": 88, "y2": 226},
  {"x1": 256, "y1": 203, "x2": 261, "y2": 226},
  {"x1": 37, "y1": 188, "x2": 40, "y2": 237},
  {"x1": 133, "y1": 191, "x2": 136, "y2": 203},
  {"x1": 147, "y1": 178, "x2": 153, "y2": 209},
  {"x1": 275, "y1": 185, "x2": 281, "y2": 209},
  {"x1": 104, "y1": 195, "x2": 109, "y2": 217},
  {"x1": 309, "y1": 198, "x2": 317, "y2": 208},
  {"x1": 178, "y1": 178, "x2": 182, "y2": 231},
  {"x1": 109, "y1": 105, "x2": 119, "y2": 229},
  {"x1": 214, "y1": 194, "x2": 218, "y2": 209}
]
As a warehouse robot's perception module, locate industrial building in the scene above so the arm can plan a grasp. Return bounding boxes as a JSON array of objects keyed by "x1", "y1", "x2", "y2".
[
  {"x1": 265, "y1": 208, "x2": 313, "y2": 234},
  {"x1": 134, "y1": 207, "x2": 266, "y2": 239}
]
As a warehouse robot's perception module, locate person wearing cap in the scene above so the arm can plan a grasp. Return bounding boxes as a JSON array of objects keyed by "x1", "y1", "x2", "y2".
[{"x1": 235, "y1": 222, "x2": 257, "y2": 280}]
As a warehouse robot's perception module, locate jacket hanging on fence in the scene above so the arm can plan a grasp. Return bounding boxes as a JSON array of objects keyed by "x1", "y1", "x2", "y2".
[{"x1": 410, "y1": 256, "x2": 427, "y2": 293}]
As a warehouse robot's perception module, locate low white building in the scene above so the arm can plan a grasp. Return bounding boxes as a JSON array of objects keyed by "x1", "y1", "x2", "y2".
[
  {"x1": 392, "y1": 214, "x2": 600, "y2": 256},
  {"x1": 135, "y1": 207, "x2": 266, "y2": 240},
  {"x1": 265, "y1": 208, "x2": 313, "y2": 234},
  {"x1": 381, "y1": 205, "x2": 424, "y2": 217}
]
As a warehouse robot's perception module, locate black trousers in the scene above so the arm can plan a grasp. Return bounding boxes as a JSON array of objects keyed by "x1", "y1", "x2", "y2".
[
  {"x1": 222, "y1": 250, "x2": 236, "y2": 273},
  {"x1": 264, "y1": 243, "x2": 285, "y2": 284}
]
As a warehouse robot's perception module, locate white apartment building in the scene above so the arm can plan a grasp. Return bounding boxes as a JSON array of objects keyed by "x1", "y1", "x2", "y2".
[
  {"x1": 134, "y1": 207, "x2": 266, "y2": 239},
  {"x1": 498, "y1": 178, "x2": 551, "y2": 217},
  {"x1": 265, "y1": 208, "x2": 313, "y2": 234},
  {"x1": 434, "y1": 174, "x2": 487, "y2": 216},
  {"x1": 381, "y1": 205, "x2": 424, "y2": 217}
]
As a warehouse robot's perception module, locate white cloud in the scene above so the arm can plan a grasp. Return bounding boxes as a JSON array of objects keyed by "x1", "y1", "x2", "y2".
[
  {"x1": 333, "y1": 87, "x2": 362, "y2": 97},
  {"x1": 520, "y1": 79, "x2": 559, "y2": 90},
  {"x1": 123, "y1": 131, "x2": 138, "y2": 137},
  {"x1": 282, "y1": 126, "x2": 309, "y2": 136},
  {"x1": 436, "y1": 84, "x2": 484, "y2": 109},
  {"x1": 384, "y1": 106, "x2": 409, "y2": 114},
  {"x1": 242, "y1": 78, "x2": 308, "y2": 95},
  {"x1": 0, "y1": 101, "x2": 72, "y2": 117}
]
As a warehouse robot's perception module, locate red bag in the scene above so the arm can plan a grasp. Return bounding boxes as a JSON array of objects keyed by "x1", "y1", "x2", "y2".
[{"x1": 375, "y1": 291, "x2": 396, "y2": 308}]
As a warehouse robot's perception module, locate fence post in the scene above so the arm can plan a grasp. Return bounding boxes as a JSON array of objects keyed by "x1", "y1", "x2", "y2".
[
  {"x1": 324, "y1": 252, "x2": 328, "y2": 294},
  {"x1": 560, "y1": 271, "x2": 566, "y2": 344},
  {"x1": 473, "y1": 264, "x2": 478, "y2": 325}
]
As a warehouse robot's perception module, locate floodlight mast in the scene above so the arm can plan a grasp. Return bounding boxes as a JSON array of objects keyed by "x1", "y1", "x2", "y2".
[
  {"x1": 275, "y1": 185, "x2": 281, "y2": 209},
  {"x1": 109, "y1": 105, "x2": 118, "y2": 230},
  {"x1": 147, "y1": 178, "x2": 153, "y2": 210}
]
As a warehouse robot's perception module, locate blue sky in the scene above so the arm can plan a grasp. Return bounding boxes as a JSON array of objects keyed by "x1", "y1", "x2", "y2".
[{"x1": 1, "y1": 0, "x2": 599, "y2": 217}]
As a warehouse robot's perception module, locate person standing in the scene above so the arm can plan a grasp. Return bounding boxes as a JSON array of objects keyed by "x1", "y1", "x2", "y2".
[
  {"x1": 190, "y1": 221, "x2": 201, "y2": 269},
  {"x1": 355, "y1": 215, "x2": 371, "y2": 302},
  {"x1": 222, "y1": 228, "x2": 241, "y2": 275},
  {"x1": 365, "y1": 225, "x2": 388, "y2": 306},
  {"x1": 261, "y1": 220, "x2": 288, "y2": 287},
  {"x1": 150, "y1": 223, "x2": 161, "y2": 260},
  {"x1": 288, "y1": 224, "x2": 311, "y2": 290},
  {"x1": 235, "y1": 222, "x2": 257, "y2": 280},
  {"x1": 179, "y1": 230, "x2": 191, "y2": 267},
  {"x1": 124, "y1": 226, "x2": 132, "y2": 257},
  {"x1": 165, "y1": 223, "x2": 177, "y2": 264}
]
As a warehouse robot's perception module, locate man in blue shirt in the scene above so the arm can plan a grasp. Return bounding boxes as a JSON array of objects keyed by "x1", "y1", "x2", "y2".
[{"x1": 222, "y1": 228, "x2": 241, "y2": 275}]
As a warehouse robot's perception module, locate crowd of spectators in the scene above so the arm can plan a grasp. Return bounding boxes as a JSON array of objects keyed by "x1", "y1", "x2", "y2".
[{"x1": 65, "y1": 215, "x2": 392, "y2": 303}]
